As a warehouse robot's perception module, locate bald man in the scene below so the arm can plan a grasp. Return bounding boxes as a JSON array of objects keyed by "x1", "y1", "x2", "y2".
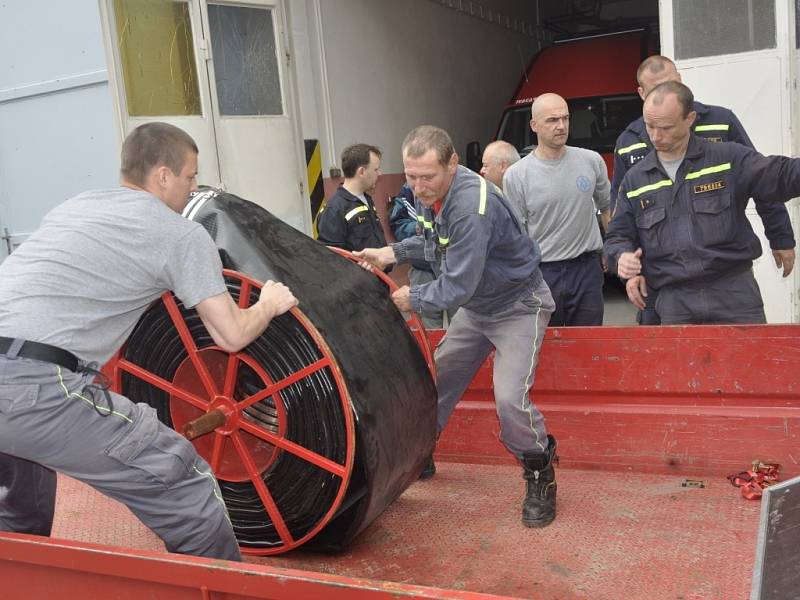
[
  {"x1": 480, "y1": 140, "x2": 520, "y2": 188},
  {"x1": 612, "y1": 55, "x2": 795, "y2": 325},
  {"x1": 504, "y1": 93, "x2": 611, "y2": 326}
]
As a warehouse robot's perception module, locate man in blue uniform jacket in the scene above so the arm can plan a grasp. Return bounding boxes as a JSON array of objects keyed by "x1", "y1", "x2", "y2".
[
  {"x1": 356, "y1": 126, "x2": 558, "y2": 529},
  {"x1": 317, "y1": 143, "x2": 387, "y2": 252},
  {"x1": 605, "y1": 81, "x2": 800, "y2": 325},
  {"x1": 611, "y1": 55, "x2": 795, "y2": 324}
]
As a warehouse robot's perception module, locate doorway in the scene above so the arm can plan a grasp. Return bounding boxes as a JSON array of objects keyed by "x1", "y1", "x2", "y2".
[{"x1": 102, "y1": 0, "x2": 309, "y2": 231}]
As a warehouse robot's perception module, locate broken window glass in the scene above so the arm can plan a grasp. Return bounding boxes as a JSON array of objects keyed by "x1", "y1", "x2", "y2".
[{"x1": 208, "y1": 4, "x2": 283, "y2": 116}]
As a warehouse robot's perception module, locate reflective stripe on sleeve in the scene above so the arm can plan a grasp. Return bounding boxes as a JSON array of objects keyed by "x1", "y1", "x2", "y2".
[
  {"x1": 695, "y1": 124, "x2": 730, "y2": 132},
  {"x1": 685, "y1": 162, "x2": 731, "y2": 180},
  {"x1": 626, "y1": 179, "x2": 673, "y2": 198},
  {"x1": 617, "y1": 142, "x2": 648, "y2": 156},
  {"x1": 478, "y1": 176, "x2": 487, "y2": 215},
  {"x1": 345, "y1": 205, "x2": 369, "y2": 221}
]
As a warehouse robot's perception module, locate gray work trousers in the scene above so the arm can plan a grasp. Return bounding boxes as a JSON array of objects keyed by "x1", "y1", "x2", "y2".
[
  {"x1": 0, "y1": 355, "x2": 240, "y2": 561},
  {"x1": 435, "y1": 278, "x2": 555, "y2": 458}
]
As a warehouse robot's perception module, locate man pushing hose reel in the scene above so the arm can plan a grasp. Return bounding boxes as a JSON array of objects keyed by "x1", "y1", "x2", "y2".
[
  {"x1": 357, "y1": 125, "x2": 559, "y2": 528},
  {"x1": 0, "y1": 123, "x2": 296, "y2": 560}
]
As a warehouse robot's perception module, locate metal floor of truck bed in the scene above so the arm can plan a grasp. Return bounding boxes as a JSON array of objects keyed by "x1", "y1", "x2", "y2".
[{"x1": 51, "y1": 461, "x2": 760, "y2": 600}]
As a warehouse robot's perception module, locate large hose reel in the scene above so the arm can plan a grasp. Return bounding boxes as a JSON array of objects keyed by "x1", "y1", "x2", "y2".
[{"x1": 104, "y1": 189, "x2": 437, "y2": 554}]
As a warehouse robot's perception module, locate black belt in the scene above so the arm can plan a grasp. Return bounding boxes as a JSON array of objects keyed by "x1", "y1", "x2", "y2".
[
  {"x1": 0, "y1": 336, "x2": 80, "y2": 372},
  {"x1": 541, "y1": 250, "x2": 601, "y2": 266}
]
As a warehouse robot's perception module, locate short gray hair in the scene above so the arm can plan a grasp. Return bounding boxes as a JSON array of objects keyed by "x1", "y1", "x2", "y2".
[
  {"x1": 484, "y1": 140, "x2": 520, "y2": 166},
  {"x1": 402, "y1": 125, "x2": 455, "y2": 166}
]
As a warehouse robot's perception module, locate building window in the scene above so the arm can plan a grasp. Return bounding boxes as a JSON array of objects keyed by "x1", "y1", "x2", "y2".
[
  {"x1": 114, "y1": 0, "x2": 202, "y2": 116},
  {"x1": 207, "y1": 4, "x2": 283, "y2": 116},
  {"x1": 674, "y1": 0, "x2": 776, "y2": 59}
]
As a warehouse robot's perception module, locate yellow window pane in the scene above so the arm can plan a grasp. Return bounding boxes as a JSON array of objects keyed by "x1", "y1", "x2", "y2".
[{"x1": 114, "y1": 0, "x2": 201, "y2": 116}]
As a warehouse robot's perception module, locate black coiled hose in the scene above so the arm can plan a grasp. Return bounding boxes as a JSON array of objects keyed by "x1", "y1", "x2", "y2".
[
  {"x1": 114, "y1": 188, "x2": 437, "y2": 553},
  {"x1": 122, "y1": 274, "x2": 349, "y2": 548}
]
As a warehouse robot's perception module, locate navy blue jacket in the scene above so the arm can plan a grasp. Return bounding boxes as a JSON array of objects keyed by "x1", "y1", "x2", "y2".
[
  {"x1": 611, "y1": 101, "x2": 794, "y2": 250},
  {"x1": 317, "y1": 186, "x2": 387, "y2": 251},
  {"x1": 388, "y1": 184, "x2": 432, "y2": 272},
  {"x1": 393, "y1": 166, "x2": 542, "y2": 315},
  {"x1": 605, "y1": 135, "x2": 800, "y2": 290}
]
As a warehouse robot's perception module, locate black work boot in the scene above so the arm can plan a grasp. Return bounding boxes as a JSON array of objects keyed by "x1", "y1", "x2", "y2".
[
  {"x1": 521, "y1": 434, "x2": 558, "y2": 527},
  {"x1": 419, "y1": 454, "x2": 436, "y2": 480}
]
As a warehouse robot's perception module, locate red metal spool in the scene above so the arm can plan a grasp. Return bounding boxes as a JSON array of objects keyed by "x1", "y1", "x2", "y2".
[{"x1": 105, "y1": 269, "x2": 357, "y2": 555}]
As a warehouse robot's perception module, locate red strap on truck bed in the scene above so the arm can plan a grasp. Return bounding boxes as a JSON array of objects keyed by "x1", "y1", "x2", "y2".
[{"x1": 727, "y1": 461, "x2": 780, "y2": 499}]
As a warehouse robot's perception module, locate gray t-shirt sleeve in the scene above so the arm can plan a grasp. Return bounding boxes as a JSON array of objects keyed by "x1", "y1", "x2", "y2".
[
  {"x1": 593, "y1": 152, "x2": 611, "y2": 213},
  {"x1": 502, "y1": 167, "x2": 529, "y2": 227},
  {"x1": 162, "y1": 225, "x2": 227, "y2": 308}
]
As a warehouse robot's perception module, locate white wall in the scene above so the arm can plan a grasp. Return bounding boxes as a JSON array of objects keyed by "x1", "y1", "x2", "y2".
[
  {"x1": 1, "y1": 0, "x2": 542, "y2": 249},
  {"x1": 309, "y1": 0, "x2": 542, "y2": 176},
  {"x1": 0, "y1": 1, "x2": 118, "y2": 254}
]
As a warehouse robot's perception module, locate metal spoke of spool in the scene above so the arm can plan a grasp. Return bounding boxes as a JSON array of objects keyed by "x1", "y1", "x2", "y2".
[{"x1": 106, "y1": 269, "x2": 356, "y2": 554}]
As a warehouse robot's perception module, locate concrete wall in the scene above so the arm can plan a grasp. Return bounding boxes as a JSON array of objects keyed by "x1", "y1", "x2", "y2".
[
  {"x1": 0, "y1": 1, "x2": 118, "y2": 255},
  {"x1": 293, "y1": 0, "x2": 542, "y2": 210},
  {"x1": 1, "y1": 0, "x2": 542, "y2": 255}
]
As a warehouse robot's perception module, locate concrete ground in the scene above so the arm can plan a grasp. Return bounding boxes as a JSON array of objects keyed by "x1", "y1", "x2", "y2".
[{"x1": 602, "y1": 276, "x2": 638, "y2": 326}]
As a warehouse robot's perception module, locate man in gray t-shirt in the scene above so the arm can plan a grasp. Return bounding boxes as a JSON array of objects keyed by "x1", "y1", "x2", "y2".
[
  {"x1": 0, "y1": 123, "x2": 297, "y2": 561},
  {"x1": 504, "y1": 93, "x2": 611, "y2": 326}
]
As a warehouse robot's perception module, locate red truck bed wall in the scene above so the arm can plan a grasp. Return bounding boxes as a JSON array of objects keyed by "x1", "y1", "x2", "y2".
[
  {"x1": 0, "y1": 534, "x2": 509, "y2": 600},
  {"x1": 1, "y1": 324, "x2": 796, "y2": 598},
  {"x1": 435, "y1": 324, "x2": 800, "y2": 478}
]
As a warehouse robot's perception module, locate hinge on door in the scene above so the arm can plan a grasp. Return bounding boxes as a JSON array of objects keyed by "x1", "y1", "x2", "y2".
[
  {"x1": 198, "y1": 38, "x2": 211, "y2": 61},
  {"x1": 285, "y1": 50, "x2": 291, "y2": 66}
]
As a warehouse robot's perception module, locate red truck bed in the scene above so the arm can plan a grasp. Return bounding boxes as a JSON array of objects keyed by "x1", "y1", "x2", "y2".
[{"x1": 1, "y1": 324, "x2": 797, "y2": 599}]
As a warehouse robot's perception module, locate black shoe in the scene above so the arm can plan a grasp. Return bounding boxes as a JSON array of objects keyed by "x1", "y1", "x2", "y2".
[
  {"x1": 419, "y1": 454, "x2": 436, "y2": 480},
  {"x1": 521, "y1": 434, "x2": 557, "y2": 527}
]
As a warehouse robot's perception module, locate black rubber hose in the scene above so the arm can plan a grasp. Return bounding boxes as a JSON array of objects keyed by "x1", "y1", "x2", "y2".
[
  {"x1": 120, "y1": 188, "x2": 437, "y2": 553},
  {"x1": 121, "y1": 275, "x2": 349, "y2": 548}
]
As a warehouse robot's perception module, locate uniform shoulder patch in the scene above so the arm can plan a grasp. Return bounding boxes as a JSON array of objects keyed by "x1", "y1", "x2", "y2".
[{"x1": 630, "y1": 153, "x2": 646, "y2": 166}]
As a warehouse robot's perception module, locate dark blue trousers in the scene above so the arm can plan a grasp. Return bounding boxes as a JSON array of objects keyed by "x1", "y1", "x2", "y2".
[
  {"x1": 636, "y1": 287, "x2": 661, "y2": 325},
  {"x1": 539, "y1": 252, "x2": 604, "y2": 326},
  {"x1": 0, "y1": 453, "x2": 56, "y2": 536},
  {"x1": 655, "y1": 268, "x2": 766, "y2": 325}
]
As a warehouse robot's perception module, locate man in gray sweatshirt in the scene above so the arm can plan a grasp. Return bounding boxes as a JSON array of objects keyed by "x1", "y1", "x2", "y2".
[
  {"x1": 355, "y1": 126, "x2": 558, "y2": 528},
  {"x1": 0, "y1": 123, "x2": 297, "y2": 560},
  {"x1": 504, "y1": 93, "x2": 611, "y2": 326}
]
